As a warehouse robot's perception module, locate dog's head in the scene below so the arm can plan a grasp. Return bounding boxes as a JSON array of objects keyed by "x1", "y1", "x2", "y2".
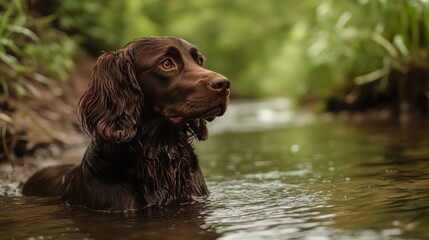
[{"x1": 78, "y1": 36, "x2": 230, "y2": 143}]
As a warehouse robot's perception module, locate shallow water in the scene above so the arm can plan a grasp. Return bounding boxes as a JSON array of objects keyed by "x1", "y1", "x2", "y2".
[{"x1": 1, "y1": 99, "x2": 429, "y2": 239}]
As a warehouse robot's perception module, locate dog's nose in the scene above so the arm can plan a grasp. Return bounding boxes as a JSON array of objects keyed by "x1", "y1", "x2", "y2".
[{"x1": 209, "y1": 77, "x2": 230, "y2": 93}]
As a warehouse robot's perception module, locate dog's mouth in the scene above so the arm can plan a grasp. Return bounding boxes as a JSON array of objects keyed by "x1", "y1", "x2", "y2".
[
  {"x1": 202, "y1": 104, "x2": 226, "y2": 121},
  {"x1": 167, "y1": 103, "x2": 226, "y2": 125}
]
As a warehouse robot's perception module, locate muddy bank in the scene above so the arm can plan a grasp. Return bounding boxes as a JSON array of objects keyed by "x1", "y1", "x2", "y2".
[
  {"x1": 326, "y1": 66, "x2": 429, "y2": 119},
  {"x1": 0, "y1": 56, "x2": 95, "y2": 162}
]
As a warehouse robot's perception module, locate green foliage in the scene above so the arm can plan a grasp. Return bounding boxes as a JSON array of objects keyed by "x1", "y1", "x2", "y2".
[
  {"x1": 121, "y1": 0, "x2": 298, "y2": 98},
  {"x1": 0, "y1": 0, "x2": 76, "y2": 100},
  {"x1": 115, "y1": 0, "x2": 429, "y2": 101},
  {"x1": 42, "y1": 0, "x2": 127, "y2": 53},
  {"x1": 4, "y1": 0, "x2": 429, "y2": 102},
  {"x1": 45, "y1": 0, "x2": 298, "y2": 97},
  {"x1": 0, "y1": 0, "x2": 78, "y2": 161},
  {"x1": 297, "y1": 0, "x2": 429, "y2": 102}
]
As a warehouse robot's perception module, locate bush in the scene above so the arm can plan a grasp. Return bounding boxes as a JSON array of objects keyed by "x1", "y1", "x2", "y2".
[
  {"x1": 0, "y1": 0, "x2": 77, "y2": 161},
  {"x1": 0, "y1": 0, "x2": 76, "y2": 100},
  {"x1": 31, "y1": 0, "x2": 128, "y2": 54},
  {"x1": 301, "y1": 0, "x2": 429, "y2": 112}
]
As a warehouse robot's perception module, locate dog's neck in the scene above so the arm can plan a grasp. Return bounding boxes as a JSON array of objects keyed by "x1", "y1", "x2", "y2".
[
  {"x1": 82, "y1": 116, "x2": 208, "y2": 206},
  {"x1": 136, "y1": 117, "x2": 208, "y2": 205},
  {"x1": 84, "y1": 117, "x2": 193, "y2": 175},
  {"x1": 139, "y1": 117, "x2": 192, "y2": 150}
]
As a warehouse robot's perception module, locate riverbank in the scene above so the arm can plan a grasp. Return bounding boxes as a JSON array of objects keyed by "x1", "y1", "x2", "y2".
[
  {"x1": 0, "y1": 55, "x2": 95, "y2": 163},
  {"x1": 326, "y1": 66, "x2": 429, "y2": 118}
]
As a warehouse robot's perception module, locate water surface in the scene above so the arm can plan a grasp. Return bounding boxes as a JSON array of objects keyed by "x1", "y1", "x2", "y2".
[{"x1": 1, "y1": 99, "x2": 429, "y2": 239}]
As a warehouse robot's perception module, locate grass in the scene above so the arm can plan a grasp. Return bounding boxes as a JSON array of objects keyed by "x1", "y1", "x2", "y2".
[{"x1": 0, "y1": 0, "x2": 77, "y2": 161}]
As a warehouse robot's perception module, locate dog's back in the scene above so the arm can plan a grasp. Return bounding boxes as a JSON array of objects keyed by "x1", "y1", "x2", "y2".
[{"x1": 23, "y1": 164, "x2": 76, "y2": 196}]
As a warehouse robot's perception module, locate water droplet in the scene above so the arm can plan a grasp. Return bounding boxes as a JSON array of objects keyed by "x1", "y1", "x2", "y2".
[{"x1": 290, "y1": 144, "x2": 300, "y2": 153}]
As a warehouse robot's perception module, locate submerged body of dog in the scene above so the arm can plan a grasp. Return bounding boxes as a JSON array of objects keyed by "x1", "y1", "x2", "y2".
[{"x1": 22, "y1": 36, "x2": 230, "y2": 212}]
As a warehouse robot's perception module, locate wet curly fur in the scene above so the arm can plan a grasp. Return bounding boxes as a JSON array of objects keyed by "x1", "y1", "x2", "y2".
[{"x1": 22, "y1": 36, "x2": 230, "y2": 212}]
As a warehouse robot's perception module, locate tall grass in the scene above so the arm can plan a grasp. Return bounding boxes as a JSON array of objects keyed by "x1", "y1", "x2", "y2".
[
  {"x1": 0, "y1": 0, "x2": 76, "y2": 100},
  {"x1": 0, "y1": 0, "x2": 77, "y2": 161},
  {"x1": 353, "y1": 0, "x2": 429, "y2": 84},
  {"x1": 280, "y1": 0, "x2": 429, "y2": 111}
]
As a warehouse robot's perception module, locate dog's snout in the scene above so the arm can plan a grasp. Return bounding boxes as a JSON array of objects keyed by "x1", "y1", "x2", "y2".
[{"x1": 209, "y1": 77, "x2": 230, "y2": 93}]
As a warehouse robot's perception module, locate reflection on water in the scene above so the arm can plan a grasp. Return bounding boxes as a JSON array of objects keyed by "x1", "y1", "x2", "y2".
[
  {"x1": 1, "y1": 98, "x2": 429, "y2": 239},
  {"x1": 0, "y1": 196, "x2": 218, "y2": 240},
  {"x1": 209, "y1": 98, "x2": 314, "y2": 134}
]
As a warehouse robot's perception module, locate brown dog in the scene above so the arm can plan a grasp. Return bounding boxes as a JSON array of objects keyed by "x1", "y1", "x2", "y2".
[{"x1": 22, "y1": 36, "x2": 230, "y2": 212}]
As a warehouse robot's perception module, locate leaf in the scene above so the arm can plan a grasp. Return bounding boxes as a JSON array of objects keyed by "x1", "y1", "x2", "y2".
[
  {"x1": 0, "y1": 3, "x2": 13, "y2": 37},
  {"x1": 14, "y1": 82, "x2": 27, "y2": 97},
  {"x1": 354, "y1": 68, "x2": 390, "y2": 85},
  {"x1": 6, "y1": 25, "x2": 39, "y2": 43},
  {"x1": 24, "y1": 82, "x2": 42, "y2": 99},
  {"x1": 393, "y1": 34, "x2": 409, "y2": 57},
  {"x1": 0, "y1": 113, "x2": 12, "y2": 123},
  {"x1": 335, "y1": 12, "x2": 351, "y2": 30},
  {"x1": 0, "y1": 38, "x2": 22, "y2": 55},
  {"x1": 11, "y1": 0, "x2": 23, "y2": 12},
  {"x1": 31, "y1": 14, "x2": 57, "y2": 25},
  {"x1": 0, "y1": 52, "x2": 19, "y2": 68},
  {"x1": 32, "y1": 73, "x2": 55, "y2": 85},
  {"x1": 0, "y1": 52, "x2": 31, "y2": 73},
  {"x1": 372, "y1": 32, "x2": 398, "y2": 58}
]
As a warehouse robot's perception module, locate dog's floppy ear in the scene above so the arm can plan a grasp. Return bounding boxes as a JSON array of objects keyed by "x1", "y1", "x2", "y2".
[{"x1": 78, "y1": 50, "x2": 143, "y2": 143}]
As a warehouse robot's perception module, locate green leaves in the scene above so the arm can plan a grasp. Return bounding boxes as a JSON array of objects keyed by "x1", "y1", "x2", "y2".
[
  {"x1": 0, "y1": 0, "x2": 76, "y2": 100},
  {"x1": 2, "y1": 0, "x2": 428, "y2": 104}
]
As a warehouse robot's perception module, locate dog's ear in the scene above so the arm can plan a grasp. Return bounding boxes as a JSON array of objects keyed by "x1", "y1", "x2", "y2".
[
  {"x1": 189, "y1": 119, "x2": 208, "y2": 141},
  {"x1": 78, "y1": 50, "x2": 143, "y2": 143}
]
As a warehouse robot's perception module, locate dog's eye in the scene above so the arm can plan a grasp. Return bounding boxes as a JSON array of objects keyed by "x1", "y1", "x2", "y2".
[
  {"x1": 197, "y1": 57, "x2": 204, "y2": 66},
  {"x1": 160, "y1": 59, "x2": 175, "y2": 70}
]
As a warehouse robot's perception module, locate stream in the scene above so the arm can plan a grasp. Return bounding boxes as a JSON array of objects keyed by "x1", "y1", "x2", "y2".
[{"x1": 1, "y1": 98, "x2": 429, "y2": 239}]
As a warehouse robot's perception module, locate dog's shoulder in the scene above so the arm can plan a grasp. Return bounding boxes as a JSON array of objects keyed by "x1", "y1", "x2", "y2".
[{"x1": 22, "y1": 164, "x2": 76, "y2": 196}]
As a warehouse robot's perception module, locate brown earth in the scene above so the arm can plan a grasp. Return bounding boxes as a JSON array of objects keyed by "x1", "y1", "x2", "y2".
[
  {"x1": 326, "y1": 66, "x2": 429, "y2": 119},
  {"x1": 0, "y1": 55, "x2": 95, "y2": 162}
]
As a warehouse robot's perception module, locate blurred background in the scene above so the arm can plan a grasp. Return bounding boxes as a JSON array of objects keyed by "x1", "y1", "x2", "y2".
[{"x1": 1, "y1": 0, "x2": 429, "y2": 159}]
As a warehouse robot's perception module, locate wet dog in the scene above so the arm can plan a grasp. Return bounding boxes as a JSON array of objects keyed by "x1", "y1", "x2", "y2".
[{"x1": 22, "y1": 36, "x2": 230, "y2": 212}]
